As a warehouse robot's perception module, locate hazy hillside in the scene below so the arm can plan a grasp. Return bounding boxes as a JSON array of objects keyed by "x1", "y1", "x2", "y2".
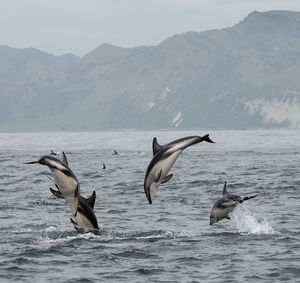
[{"x1": 1, "y1": 10, "x2": 300, "y2": 131}]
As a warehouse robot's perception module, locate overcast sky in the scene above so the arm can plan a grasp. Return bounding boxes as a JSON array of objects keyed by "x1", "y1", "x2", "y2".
[{"x1": 1, "y1": 0, "x2": 300, "y2": 56}]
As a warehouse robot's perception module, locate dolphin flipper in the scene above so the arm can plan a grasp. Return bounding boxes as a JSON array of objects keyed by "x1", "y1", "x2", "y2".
[
  {"x1": 49, "y1": 187, "x2": 64, "y2": 199},
  {"x1": 74, "y1": 226, "x2": 85, "y2": 233},
  {"x1": 70, "y1": 218, "x2": 85, "y2": 233},
  {"x1": 155, "y1": 169, "x2": 162, "y2": 183},
  {"x1": 74, "y1": 184, "x2": 79, "y2": 198},
  {"x1": 70, "y1": 217, "x2": 78, "y2": 226},
  {"x1": 161, "y1": 174, "x2": 173, "y2": 184}
]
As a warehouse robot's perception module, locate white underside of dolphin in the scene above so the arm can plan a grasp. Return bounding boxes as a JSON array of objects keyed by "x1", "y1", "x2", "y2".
[{"x1": 50, "y1": 167, "x2": 80, "y2": 216}]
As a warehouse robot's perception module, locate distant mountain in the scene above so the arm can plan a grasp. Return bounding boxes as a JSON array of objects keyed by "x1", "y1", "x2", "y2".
[{"x1": 1, "y1": 10, "x2": 300, "y2": 131}]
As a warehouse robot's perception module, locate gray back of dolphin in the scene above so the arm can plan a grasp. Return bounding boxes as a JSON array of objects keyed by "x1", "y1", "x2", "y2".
[
  {"x1": 144, "y1": 134, "x2": 214, "y2": 204},
  {"x1": 209, "y1": 182, "x2": 257, "y2": 225}
]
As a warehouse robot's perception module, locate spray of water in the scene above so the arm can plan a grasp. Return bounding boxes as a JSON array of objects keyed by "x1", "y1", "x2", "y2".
[{"x1": 230, "y1": 205, "x2": 275, "y2": 235}]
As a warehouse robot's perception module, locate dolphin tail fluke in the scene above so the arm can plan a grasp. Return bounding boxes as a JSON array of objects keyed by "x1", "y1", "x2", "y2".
[
  {"x1": 201, "y1": 134, "x2": 215, "y2": 143},
  {"x1": 242, "y1": 194, "x2": 257, "y2": 202}
]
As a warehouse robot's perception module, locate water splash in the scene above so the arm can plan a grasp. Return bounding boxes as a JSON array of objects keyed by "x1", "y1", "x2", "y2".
[{"x1": 230, "y1": 205, "x2": 275, "y2": 235}]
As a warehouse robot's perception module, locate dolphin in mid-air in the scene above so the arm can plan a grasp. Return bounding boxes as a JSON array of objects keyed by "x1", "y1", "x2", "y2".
[
  {"x1": 144, "y1": 134, "x2": 214, "y2": 204},
  {"x1": 25, "y1": 154, "x2": 80, "y2": 216},
  {"x1": 50, "y1": 185, "x2": 99, "y2": 234},
  {"x1": 209, "y1": 182, "x2": 257, "y2": 225}
]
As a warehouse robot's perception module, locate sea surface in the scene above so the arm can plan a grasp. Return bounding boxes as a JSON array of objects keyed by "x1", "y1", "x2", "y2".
[{"x1": 0, "y1": 130, "x2": 299, "y2": 282}]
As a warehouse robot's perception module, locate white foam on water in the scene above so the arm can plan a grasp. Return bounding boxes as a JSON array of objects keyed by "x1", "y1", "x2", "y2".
[
  {"x1": 44, "y1": 226, "x2": 57, "y2": 232},
  {"x1": 134, "y1": 230, "x2": 188, "y2": 240},
  {"x1": 230, "y1": 205, "x2": 275, "y2": 235},
  {"x1": 35, "y1": 226, "x2": 101, "y2": 244},
  {"x1": 12, "y1": 228, "x2": 33, "y2": 233}
]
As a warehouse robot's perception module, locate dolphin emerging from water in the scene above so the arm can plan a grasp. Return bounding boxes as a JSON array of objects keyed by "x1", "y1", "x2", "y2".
[
  {"x1": 209, "y1": 182, "x2": 257, "y2": 225},
  {"x1": 25, "y1": 154, "x2": 80, "y2": 216},
  {"x1": 144, "y1": 134, "x2": 214, "y2": 204},
  {"x1": 50, "y1": 185, "x2": 99, "y2": 234}
]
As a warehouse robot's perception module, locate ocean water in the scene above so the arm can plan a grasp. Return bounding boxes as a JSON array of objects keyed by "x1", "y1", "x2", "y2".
[{"x1": 0, "y1": 130, "x2": 299, "y2": 282}]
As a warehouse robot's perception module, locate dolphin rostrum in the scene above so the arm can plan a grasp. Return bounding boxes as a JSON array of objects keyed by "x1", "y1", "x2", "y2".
[
  {"x1": 209, "y1": 182, "x2": 257, "y2": 225},
  {"x1": 50, "y1": 186, "x2": 99, "y2": 234},
  {"x1": 144, "y1": 134, "x2": 214, "y2": 204},
  {"x1": 25, "y1": 154, "x2": 80, "y2": 216}
]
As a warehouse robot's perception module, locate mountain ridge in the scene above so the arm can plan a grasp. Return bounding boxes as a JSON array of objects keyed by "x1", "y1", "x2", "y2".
[{"x1": 0, "y1": 10, "x2": 300, "y2": 131}]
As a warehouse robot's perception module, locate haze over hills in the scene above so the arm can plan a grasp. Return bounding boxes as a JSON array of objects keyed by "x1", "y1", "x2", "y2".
[{"x1": 1, "y1": 10, "x2": 300, "y2": 131}]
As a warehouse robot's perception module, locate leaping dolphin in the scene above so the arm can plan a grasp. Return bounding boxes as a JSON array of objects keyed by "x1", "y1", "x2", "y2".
[
  {"x1": 144, "y1": 134, "x2": 214, "y2": 204},
  {"x1": 50, "y1": 186, "x2": 99, "y2": 234},
  {"x1": 25, "y1": 155, "x2": 80, "y2": 216},
  {"x1": 209, "y1": 182, "x2": 257, "y2": 225}
]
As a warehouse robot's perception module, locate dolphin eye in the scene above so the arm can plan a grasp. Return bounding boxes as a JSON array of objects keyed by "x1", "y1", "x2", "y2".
[{"x1": 38, "y1": 157, "x2": 46, "y2": 164}]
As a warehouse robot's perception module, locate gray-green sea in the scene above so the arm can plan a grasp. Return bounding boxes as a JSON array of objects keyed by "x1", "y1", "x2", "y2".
[{"x1": 0, "y1": 130, "x2": 299, "y2": 282}]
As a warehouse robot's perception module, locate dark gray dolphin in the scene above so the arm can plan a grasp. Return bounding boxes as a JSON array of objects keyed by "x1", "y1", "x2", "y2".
[
  {"x1": 25, "y1": 154, "x2": 80, "y2": 216},
  {"x1": 50, "y1": 186, "x2": 99, "y2": 234},
  {"x1": 209, "y1": 182, "x2": 257, "y2": 225},
  {"x1": 144, "y1": 134, "x2": 214, "y2": 204}
]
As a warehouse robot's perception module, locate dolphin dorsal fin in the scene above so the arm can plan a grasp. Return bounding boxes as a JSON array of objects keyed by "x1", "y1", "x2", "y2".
[
  {"x1": 222, "y1": 181, "x2": 228, "y2": 195},
  {"x1": 86, "y1": 191, "x2": 96, "y2": 208},
  {"x1": 62, "y1": 152, "x2": 69, "y2": 166},
  {"x1": 152, "y1": 137, "x2": 163, "y2": 155}
]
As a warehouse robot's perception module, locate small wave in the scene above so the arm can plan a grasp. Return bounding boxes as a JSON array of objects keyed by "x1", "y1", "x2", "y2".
[
  {"x1": 44, "y1": 226, "x2": 57, "y2": 232},
  {"x1": 11, "y1": 228, "x2": 34, "y2": 234},
  {"x1": 36, "y1": 226, "x2": 101, "y2": 244},
  {"x1": 133, "y1": 230, "x2": 187, "y2": 240},
  {"x1": 100, "y1": 230, "x2": 188, "y2": 242},
  {"x1": 230, "y1": 205, "x2": 275, "y2": 235}
]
